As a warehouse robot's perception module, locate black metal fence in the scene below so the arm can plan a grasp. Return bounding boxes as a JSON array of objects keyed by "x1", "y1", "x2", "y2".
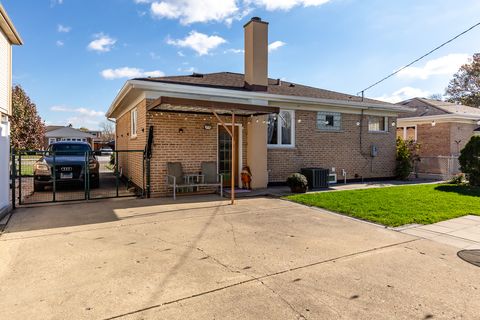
[{"x1": 11, "y1": 149, "x2": 148, "y2": 206}]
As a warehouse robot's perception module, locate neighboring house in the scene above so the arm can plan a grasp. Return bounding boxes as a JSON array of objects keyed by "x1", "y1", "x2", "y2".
[
  {"x1": 0, "y1": 5, "x2": 22, "y2": 218},
  {"x1": 396, "y1": 97, "x2": 480, "y2": 178},
  {"x1": 106, "y1": 17, "x2": 409, "y2": 197},
  {"x1": 45, "y1": 125, "x2": 95, "y2": 148},
  {"x1": 84, "y1": 130, "x2": 103, "y2": 150}
]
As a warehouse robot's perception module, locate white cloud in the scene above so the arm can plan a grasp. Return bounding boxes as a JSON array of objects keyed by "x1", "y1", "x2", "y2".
[
  {"x1": 100, "y1": 67, "x2": 165, "y2": 80},
  {"x1": 224, "y1": 48, "x2": 244, "y2": 54},
  {"x1": 246, "y1": 0, "x2": 330, "y2": 11},
  {"x1": 150, "y1": 0, "x2": 240, "y2": 25},
  {"x1": 57, "y1": 24, "x2": 71, "y2": 33},
  {"x1": 87, "y1": 33, "x2": 116, "y2": 52},
  {"x1": 268, "y1": 40, "x2": 286, "y2": 52},
  {"x1": 56, "y1": 40, "x2": 64, "y2": 47},
  {"x1": 167, "y1": 31, "x2": 226, "y2": 55},
  {"x1": 374, "y1": 87, "x2": 431, "y2": 103},
  {"x1": 50, "y1": 0, "x2": 64, "y2": 6},
  {"x1": 177, "y1": 66, "x2": 196, "y2": 73},
  {"x1": 177, "y1": 50, "x2": 185, "y2": 57},
  {"x1": 397, "y1": 53, "x2": 470, "y2": 80},
  {"x1": 136, "y1": 0, "x2": 329, "y2": 24},
  {"x1": 50, "y1": 106, "x2": 105, "y2": 117}
]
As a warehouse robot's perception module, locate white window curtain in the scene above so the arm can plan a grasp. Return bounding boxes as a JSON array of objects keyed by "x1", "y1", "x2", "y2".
[
  {"x1": 267, "y1": 110, "x2": 294, "y2": 147},
  {"x1": 368, "y1": 116, "x2": 388, "y2": 132}
]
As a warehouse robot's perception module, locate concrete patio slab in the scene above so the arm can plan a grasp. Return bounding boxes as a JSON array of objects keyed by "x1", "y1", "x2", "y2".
[{"x1": 0, "y1": 197, "x2": 479, "y2": 319}]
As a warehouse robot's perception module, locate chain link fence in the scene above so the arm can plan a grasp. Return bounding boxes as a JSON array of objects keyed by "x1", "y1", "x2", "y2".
[{"x1": 414, "y1": 156, "x2": 461, "y2": 180}]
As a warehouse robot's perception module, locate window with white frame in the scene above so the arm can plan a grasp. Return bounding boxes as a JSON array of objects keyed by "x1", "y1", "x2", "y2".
[
  {"x1": 368, "y1": 116, "x2": 388, "y2": 132},
  {"x1": 131, "y1": 108, "x2": 138, "y2": 137},
  {"x1": 317, "y1": 112, "x2": 341, "y2": 131},
  {"x1": 397, "y1": 126, "x2": 417, "y2": 141},
  {"x1": 267, "y1": 110, "x2": 295, "y2": 147},
  {"x1": 48, "y1": 138, "x2": 56, "y2": 145}
]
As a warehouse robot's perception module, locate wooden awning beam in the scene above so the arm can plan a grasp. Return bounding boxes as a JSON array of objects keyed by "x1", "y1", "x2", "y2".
[{"x1": 147, "y1": 96, "x2": 280, "y2": 115}]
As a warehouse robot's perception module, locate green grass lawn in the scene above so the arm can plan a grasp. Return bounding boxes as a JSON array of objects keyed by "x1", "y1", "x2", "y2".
[{"x1": 286, "y1": 184, "x2": 480, "y2": 227}]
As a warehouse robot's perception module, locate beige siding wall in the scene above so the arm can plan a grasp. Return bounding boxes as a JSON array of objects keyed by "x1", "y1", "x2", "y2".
[
  {"x1": 0, "y1": 28, "x2": 11, "y2": 116},
  {"x1": 267, "y1": 111, "x2": 397, "y2": 182}
]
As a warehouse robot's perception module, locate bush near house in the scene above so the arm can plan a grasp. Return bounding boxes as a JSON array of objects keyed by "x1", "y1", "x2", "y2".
[
  {"x1": 286, "y1": 173, "x2": 308, "y2": 193},
  {"x1": 395, "y1": 138, "x2": 419, "y2": 180},
  {"x1": 459, "y1": 136, "x2": 480, "y2": 186}
]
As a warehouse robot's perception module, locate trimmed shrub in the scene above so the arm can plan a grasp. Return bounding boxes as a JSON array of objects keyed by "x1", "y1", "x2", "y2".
[
  {"x1": 286, "y1": 173, "x2": 308, "y2": 193},
  {"x1": 395, "y1": 138, "x2": 419, "y2": 180},
  {"x1": 459, "y1": 136, "x2": 480, "y2": 186}
]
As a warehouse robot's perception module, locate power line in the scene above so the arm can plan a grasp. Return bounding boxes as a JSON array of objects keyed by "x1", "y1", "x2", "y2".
[{"x1": 358, "y1": 21, "x2": 480, "y2": 98}]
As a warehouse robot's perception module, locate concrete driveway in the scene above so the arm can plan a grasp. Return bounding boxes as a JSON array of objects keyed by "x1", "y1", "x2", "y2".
[{"x1": 0, "y1": 197, "x2": 478, "y2": 319}]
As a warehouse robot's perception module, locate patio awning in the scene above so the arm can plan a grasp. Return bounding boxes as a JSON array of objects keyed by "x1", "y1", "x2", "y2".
[{"x1": 147, "y1": 96, "x2": 280, "y2": 116}]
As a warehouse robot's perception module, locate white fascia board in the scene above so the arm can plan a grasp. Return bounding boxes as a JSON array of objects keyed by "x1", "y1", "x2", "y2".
[
  {"x1": 130, "y1": 80, "x2": 411, "y2": 111},
  {"x1": 106, "y1": 81, "x2": 134, "y2": 118},
  {"x1": 398, "y1": 114, "x2": 480, "y2": 125},
  {"x1": 108, "y1": 79, "x2": 412, "y2": 118}
]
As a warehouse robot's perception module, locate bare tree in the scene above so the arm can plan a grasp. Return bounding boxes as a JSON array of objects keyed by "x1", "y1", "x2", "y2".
[{"x1": 100, "y1": 121, "x2": 115, "y2": 142}]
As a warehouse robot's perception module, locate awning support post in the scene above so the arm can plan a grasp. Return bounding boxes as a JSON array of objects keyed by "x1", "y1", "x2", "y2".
[
  {"x1": 231, "y1": 111, "x2": 235, "y2": 205},
  {"x1": 213, "y1": 111, "x2": 235, "y2": 205}
]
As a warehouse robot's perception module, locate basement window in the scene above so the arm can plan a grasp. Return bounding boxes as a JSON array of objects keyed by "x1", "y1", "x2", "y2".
[
  {"x1": 267, "y1": 110, "x2": 295, "y2": 147},
  {"x1": 131, "y1": 108, "x2": 138, "y2": 138},
  {"x1": 317, "y1": 112, "x2": 341, "y2": 131},
  {"x1": 368, "y1": 116, "x2": 388, "y2": 132}
]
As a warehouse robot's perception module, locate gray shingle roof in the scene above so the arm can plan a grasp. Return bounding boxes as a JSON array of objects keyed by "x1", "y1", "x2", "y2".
[
  {"x1": 398, "y1": 98, "x2": 480, "y2": 118},
  {"x1": 135, "y1": 72, "x2": 390, "y2": 105}
]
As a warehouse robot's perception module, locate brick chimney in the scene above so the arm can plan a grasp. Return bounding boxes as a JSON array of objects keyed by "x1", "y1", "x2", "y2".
[{"x1": 244, "y1": 17, "x2": 268, "y2": 91}]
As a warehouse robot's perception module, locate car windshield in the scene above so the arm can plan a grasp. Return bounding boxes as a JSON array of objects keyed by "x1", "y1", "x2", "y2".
[{"x1": 51, "y1": 144, "x2": 91, "y2": 155}]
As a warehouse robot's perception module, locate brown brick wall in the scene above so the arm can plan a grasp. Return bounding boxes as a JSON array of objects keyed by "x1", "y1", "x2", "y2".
[
  {"x1": 115, "y1": 99, "x2": 147, "y2": 189},
  {"x1": 116, "y1": 101, "x2": 399, "y2": 193},
  {"x1": 267, "y1": 111, "x2": 397, "y2": 182},
  {"x1": 449, "y1": 123, "x2": 476, "y2": 156},
  {"x1": 146, "y1": 110, "x2": 247, "y2": 196},
  {"x1": 416, "y1": 123, "x2": 450, "y2": 157}
]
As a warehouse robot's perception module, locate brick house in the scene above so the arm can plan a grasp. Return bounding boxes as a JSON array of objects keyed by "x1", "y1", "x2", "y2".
[
  {"x1": 106, "y1": 17, "x2": 409, "y2": 197},
  {"x1": 396, "y1": 98, "x2": 480, "y2": 178}
]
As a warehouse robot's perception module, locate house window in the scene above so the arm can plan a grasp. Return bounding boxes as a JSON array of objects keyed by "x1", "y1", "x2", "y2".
[
  {"x1": 267, "y1": 110, "x2": 295, "y2": 147},
  {"x1": 317, "y1": 112, "x2": 341, "y2": 131},
  {"x1": 397, "y1": 126, "x2": 417, "y2": 141},
  {"x1": 368, "y1": 116, "x2": 388, "y2": 132},
  {"x1": 48, "y1": 138, "x2": 56, "y2": 145},
  {"x1": 131, "y1": 108, "x2": 138, "y2": 137}
]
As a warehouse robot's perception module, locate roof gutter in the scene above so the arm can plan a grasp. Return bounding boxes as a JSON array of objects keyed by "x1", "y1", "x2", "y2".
[
  {"x1": 0, "y1": 5, "x2": 23, "y2": 45},
  {"x1": 107, "y1": 79, "x2": 413, "y2": 118},
  {"x1": 398, "y1": 114, "x2": 480, "y2": 124}
]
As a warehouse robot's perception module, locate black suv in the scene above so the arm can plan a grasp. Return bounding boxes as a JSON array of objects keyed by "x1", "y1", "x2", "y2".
[{"x1": 33, "y1": 142, "x2": 99, "y2": 191}]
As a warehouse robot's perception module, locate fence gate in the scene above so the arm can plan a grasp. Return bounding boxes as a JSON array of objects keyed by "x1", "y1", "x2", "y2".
[{"x1": 11, "y1": 149, "x2": 148, "y2": 206}]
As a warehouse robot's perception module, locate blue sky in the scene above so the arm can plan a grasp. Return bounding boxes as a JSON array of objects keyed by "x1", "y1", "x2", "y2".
[{"x1": 4, "y1": 0, "x2": 480, "y2": 129}]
